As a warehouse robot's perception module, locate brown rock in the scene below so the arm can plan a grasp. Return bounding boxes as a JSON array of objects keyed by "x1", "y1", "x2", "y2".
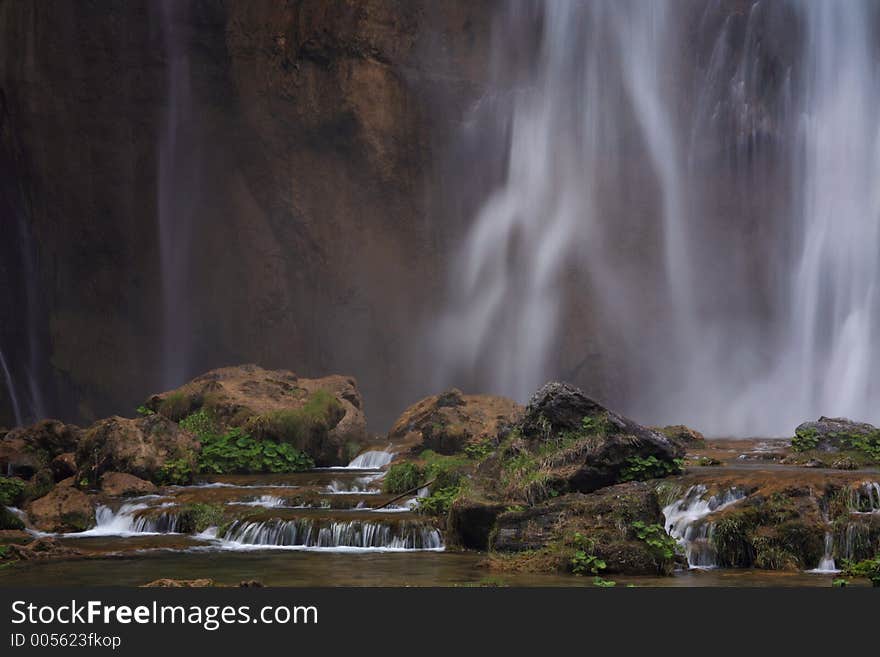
[
  {"x1": 388, "y1": 388, "x2": 522, "y2": 455},
  {"x1": 145, "y1": 364, "x2": 367, "y2": 466},
  {"x1": 0, "y1": 420, "x2": 82, "y2": 478},
  {"x1": 50, "y1": 453, "x2": 77, "y2": 481},
  {"x1": 25, "y1": 479, "x2": 95, "y2": 532},
  {"x1": 76, "y1": 414, "x2": 199, "y2": 483},
  {"x1": 142, "y1": 578, "x2": 214, "y2": 588},
  {"x1": 2, "y1": 536, "x2": 82, "y2": 561},
  {"x1": 99, "y1": 472, "x2": 158, "y2": 497}
]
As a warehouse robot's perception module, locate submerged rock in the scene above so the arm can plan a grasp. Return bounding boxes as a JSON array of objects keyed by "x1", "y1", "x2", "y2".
[
  {"x1": 76, "y1": 414, "x2": 199, "y2": 485},
  {"x1": 142, "y1": 578, "x2": 214, "y2": 588},
  {"x1": 25, "y1": 478, "x2": 95, "y2": 532},
  {"x1": 388, "y1": 388, "x2": 522, "y2": 455},
  {"x1": 145, "y1": 364, "x2": 367, "y2": 466},
  {"x1": 1, "y1": 536, "x2": 82, "y2": 561}
]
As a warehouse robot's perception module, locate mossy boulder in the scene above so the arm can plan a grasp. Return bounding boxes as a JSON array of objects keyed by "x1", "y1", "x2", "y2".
[
  {"x1": 791, "y1": 416, "x2": 880, "y2": 463},
  {"x1": 144, "y1": 364, "x2": 367, "y2": 466},
  {"x1": 25, "y1": 478, "x2": 95, "y2": 532},
  {"x1": 488, "y1": 483, "x2": 675, "y2": 575},
  {"x1": 76, "y1": 414, "x2": 199, "y2": 485},
  {"x1": 388, "y1": 388, "x2": 522, "y2": 456}
]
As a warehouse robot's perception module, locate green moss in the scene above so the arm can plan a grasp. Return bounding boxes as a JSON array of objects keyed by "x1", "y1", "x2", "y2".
[
  {"x1": 179, "y1": 409, "x2": 217, "y2": 439},
  {"x1": 0, "y1": 477, "x2": 25, "y2": 507},
  {"x1": 842, "y1": 555, "x2": 880, "y2": 587},
  {"x1": 245, "y1": 390, "x2": 343, "y2": 448},
  {"x1": 175, "y1": 503, "x2": 224, "y2": 534}
]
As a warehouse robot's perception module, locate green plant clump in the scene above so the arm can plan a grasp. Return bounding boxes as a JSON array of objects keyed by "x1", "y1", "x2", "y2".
[
  {"x1": 620, "y1": 455, "x2": 683, "y2": 482},
  {"x1": 791, "y1": 427, "x2": 819, "y2": 452},
  {"x1": 631, "y1": 521, "x2": 679, "y2": 560},
  {"x1": 0, "y1": 476, "x2": 26, "y2": 506},
  {"x1": 179, "y1": 409, "x2": 216, "y2": 439},
  {"x1": 158, "y1": 392, "x2": 191, "y2": 421},
  {"x1": 156, "y1": 458, "x2": 194, "y2": 486},
  {"x1": 199, "y1": 428, "x2": 313, "y2": 474},
  {"x1": 570, "y1": 532, "x2": 616, "y2": 587},
  {"x1": 415, "y1": 486, "x2": 459, "y2": 516},
  {"x1": 175, "y1": 503, "x2": 224, "y2": 534},
  {"x1": 842, "y1": 555, "x2": 880, "y2": 587},
  {"x1": 383, "y1": 462, "x2": 423, "y2": 494}
]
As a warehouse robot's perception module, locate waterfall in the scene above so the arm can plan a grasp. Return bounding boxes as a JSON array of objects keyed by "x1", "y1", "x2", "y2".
[
  {"x1": 662, "y1": 485, "x2": 746, "y2": 568},
  {"x1": 74, "y1": 503, "x2": 179, "y2": 536},
  {"x1": 327, "y1": 475, "x2": 382, "y2": 494},
  {"x1": 156, "y1": 0, "x2": 199, "y2": 389},
  {"x1": 436, "y1": 0, "x2": 880, "y2": 436},
  {"x1": 346, "y1": 450, "x2": 395, "y2": 469},
  {"x1": 811, "y1": 533, "x2": 838, "y2": 573},
  {"x1": 0, "y1": 349, "x2": 23, "y2": 426},
  {"x1": 220, "y1": 518, "x2": 443, "y2": 551}
]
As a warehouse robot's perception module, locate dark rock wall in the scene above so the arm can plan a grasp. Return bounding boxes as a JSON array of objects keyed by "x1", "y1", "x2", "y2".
[{"x1": 0, "y1": 0, "x2": 494, "y2": 429}]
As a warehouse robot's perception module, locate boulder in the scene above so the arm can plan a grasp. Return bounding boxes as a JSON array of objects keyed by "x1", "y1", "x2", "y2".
[
  {"x1": 388, "y1": 388, "x2": 522, "y2": 455},
  {"x1": 489, "y1": 483, "x2": 674, "y2": 575},
  {"x1": 76, "y1": 414, "x2": 199, "y2": 483},
  {"x1": 514, "y1": 382, "x2": 684, "y2": 496},
  {"x1": 793, "y1": 416, "x2": 879, "y2": 454},
  {"x1": 657, "y1": 425, "x2": 706, "y2": 449},
  {"x1": 0, "y1": 419, "x2": 81, "y2": 479},
  {"x1": 144, "y1": 364, "x2": 367, "y2": 466},
  {"x1": 25, "y1": 478, "x2": 95, "y2": 532},
  {"x1": 50, "y1": 453, "x2": 78, "y2": 481},
  {"x1": 99, "y1": 472, "x2": 158, "y2": 497}
]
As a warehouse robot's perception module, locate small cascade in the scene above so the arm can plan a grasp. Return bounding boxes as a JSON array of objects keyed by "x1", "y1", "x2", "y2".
[
  {"x1": 346, "y1": 450, "x2": 395, "y2": 469},
  {"x1": 326, "y1": 474, "x2": 382, "y2": 494},
  {"x1": 851, "y1": 481, "x2": 880, "y2": 513},
  {"x1": 662, "y1": 485, "x2": 746, "y2": 568},
  {"x1": 76, "y1": 503, "x2": 180, "y2": 536},
  {"x1": 811, "y1": 533, "x2": 838, "y2": 573},
  {"x1": 220, "y1": 518, "x2": 443, "y2": 551},
  {"x1": 227, "y1": 495, "x2": 287, "y2": 508}
]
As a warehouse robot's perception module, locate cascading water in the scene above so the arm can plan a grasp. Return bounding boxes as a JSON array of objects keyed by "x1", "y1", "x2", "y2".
[
  {"x1": 346, "y1": 450, "x2": 395, "y2": 469},
  {"x1": 436, "y1": 0, "x2": 880, "y2": 436},
  {"x1": 662, "y1": 485, "x2": 746, "y2": 568},
  {"x1": 0, "y1": 350, "x2": 23, "y2": 426},
  {"x1": 220, "y1": 518, "x2": 443, "y2": 551},
  {"x1": 76, "y1": 503, "x2": 179, "y2": 537}
]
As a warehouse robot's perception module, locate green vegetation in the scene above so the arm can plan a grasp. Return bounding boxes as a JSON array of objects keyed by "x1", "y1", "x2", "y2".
[
  {"x1": 136, "y1": 405, "x2": 155, "y2": 417},
  {"x1": 0, "y1": 476, "x2": 25, "y2": 506},
  {"x1": 199, "y1": 428, "x2": 313, "y2": 474},
  {"x1": 245, "y1": 390, "x2": 342, "y2": 448},
  {"x1": 631, "y1": 521, "x2": 679, "y2": 560},
  {"x1": 0, "y1": 507, "x2": 25, "y2": 530},
  {"x1": 570, "y1": 532, "x2": 616, "y2": 587},
  {"x1": 415, "y1": 486, "x2": 459, "y2": 516},
  {"x1": 620, "y1": 455, "x2": 683, "y2": 482},
  {"x1": 158, "y1": 392, "x2": 191, "y2": 421},
  {"x1": 175, "y1": 503, "x2": 224, "y2": 534},
  {"x1": 179, "y1": 409, "x2": 216, "y2": 437},
  {"x1": 842, "y1": 555, "x2": 880, "y2": 587},
  {"x1": 464, "y1": 438, "x2": 494, "y2": 460},
  {"x1": 155, "y1": 457, "x2": 194, "y2": 486},
  {"x1": 383, "y1": 462, "x2": 423, "y2": 494},
  {"x1": 791, "y1": 426, "x2": 819, "y2": 452}
]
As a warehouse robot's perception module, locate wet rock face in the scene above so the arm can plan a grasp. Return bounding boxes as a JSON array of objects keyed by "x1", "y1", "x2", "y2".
[
  {"x1": 0, "y1": 420, "x2": 82, "y2": 478},
  {"x1": 388, "y1": 388, "x2": 522, "y2": 455},
  {"x1": 25, "y1": 478, "x2": 95, "y2": 533},
  {"x1": 0, "y1": 0, "x2": 493, "y2": 429},
  {"x1": 145, "y1": 364, "x2": 368, "y2": 466},
  {"x1": 76, "y1": 415, "x2": 199, "y2": 484}
]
